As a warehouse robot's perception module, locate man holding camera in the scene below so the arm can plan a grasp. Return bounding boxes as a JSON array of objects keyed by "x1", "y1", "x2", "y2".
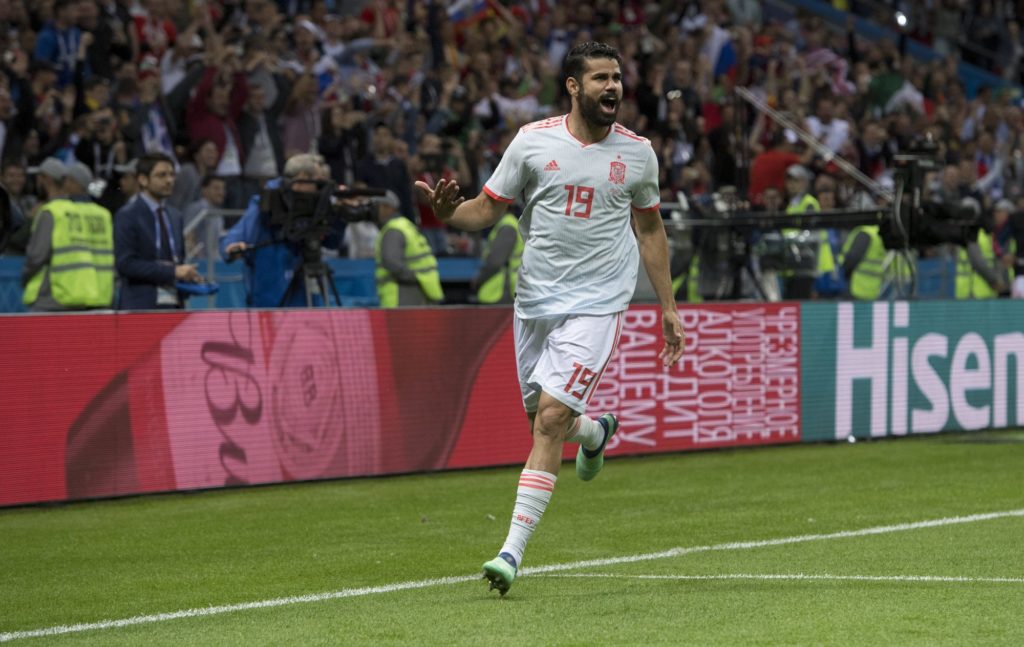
[{"x1": 220, "y1": 153, "x2": 342, "y2": 307}]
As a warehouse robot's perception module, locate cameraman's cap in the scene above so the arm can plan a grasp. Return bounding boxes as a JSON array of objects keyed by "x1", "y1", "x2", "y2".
[
  {"x1": 63, "y1": 161, "x2": 94, "y2": 189},
  {"x1": 995, "y1": 198, "x2": 1015, "y2": 212},
  {"x1": 786, "y1": 164, "x2": 812, "y2": 180},
  {"x1": 28, "y1": 157, "x2": 66, "y2": 181},
  {"x1": 382, "y1": 190, "x2": 400, "y2": 209}
]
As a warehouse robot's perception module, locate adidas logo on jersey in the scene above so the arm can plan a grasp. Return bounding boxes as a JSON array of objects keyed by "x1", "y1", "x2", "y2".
[{"x1": 543, "y1": 160, "x2": 560, "y2": 171}]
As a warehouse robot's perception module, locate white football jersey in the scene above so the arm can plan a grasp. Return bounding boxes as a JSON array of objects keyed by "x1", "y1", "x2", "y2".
[{"x1": 484, "y1": 115, "x2": 661, "y2": 319}]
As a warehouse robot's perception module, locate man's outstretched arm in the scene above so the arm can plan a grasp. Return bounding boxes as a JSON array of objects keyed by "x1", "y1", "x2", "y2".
[{"x1": 414, "y1": 178, "x2": 507, "y2": 232}]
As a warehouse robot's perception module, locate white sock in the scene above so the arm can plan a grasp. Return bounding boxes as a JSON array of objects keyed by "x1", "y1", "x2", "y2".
[
  {"x1": 567, "y1": 415, "x2": 605, "y2": 451},
  {"x1": 499, "y1": 469, "x2": 557, "y2": 567}
]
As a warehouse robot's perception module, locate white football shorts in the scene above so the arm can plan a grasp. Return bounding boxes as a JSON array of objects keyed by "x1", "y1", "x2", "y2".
[{"x1": 514, "y1": 312, "x2": 624, "y2": 415}]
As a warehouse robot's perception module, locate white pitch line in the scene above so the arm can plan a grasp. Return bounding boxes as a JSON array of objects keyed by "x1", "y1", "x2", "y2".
[
  {"x1": 538, "y1": 573, "x2": 1024, "y2": 584},
  {"x1": 519, "y1": 507, "x2": 1024, "y2": 576},
  {"x1": 2, "y1": 508, "x2": 1022, "y2": 643}
]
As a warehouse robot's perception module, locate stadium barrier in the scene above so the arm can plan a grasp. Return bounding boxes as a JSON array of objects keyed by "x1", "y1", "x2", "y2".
[{"x1": 1, "y1": 300, "x2": 1021, "y2": 507}]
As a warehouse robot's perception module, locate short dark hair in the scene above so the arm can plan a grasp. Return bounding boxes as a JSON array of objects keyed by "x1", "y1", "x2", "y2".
[
  {"x1": 188, "y1": 138, "x2": 215, "y2": 162},
  {"x1": 53, "y1": 0, "x2": 75, "y2": 15},
  {"x1": 201, "y1": 174, "x2": 225, "y2": 189},
  {"x1": 562, "y1": 41, "x2": 622, "y2": 84},
  {"x1": 137, "y1": 152, "x2": 175, "y2": 179}
]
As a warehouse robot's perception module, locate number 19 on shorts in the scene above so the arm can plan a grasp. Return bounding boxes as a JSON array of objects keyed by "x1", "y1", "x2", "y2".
[{"x1": 564, "y1": 361, "x2": 596, "y2": 400}]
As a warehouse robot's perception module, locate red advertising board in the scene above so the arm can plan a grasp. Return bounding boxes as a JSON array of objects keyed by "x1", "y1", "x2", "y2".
[{"x1": 0, "y1": 304, "x2": 801, "y2": 507}]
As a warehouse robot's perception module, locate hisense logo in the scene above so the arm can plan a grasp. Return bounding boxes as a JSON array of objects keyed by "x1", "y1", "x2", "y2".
[{"x1": 835, "y1": 302, "x2": 1024, "y2": 438}]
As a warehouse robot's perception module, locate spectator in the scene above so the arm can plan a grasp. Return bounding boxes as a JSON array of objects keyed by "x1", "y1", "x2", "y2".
[
  {"x1": 169, "y1": 138, "x2": 218, "y2": 211},
  {"x1": 748, "y1": 129, "x2": 806, "y2": 207},
  {"x1": 127, "y1": 55, "x2": 179, "y2": 162},
  {"x1": 130, "y1": 0, "x2": 177, "y2": 64},
  {"x1": 80, "y1": 0, "x2": 131, "y2": 80},
  {"x1": 74, "y1": 106, "x2": 127, "y2": 212},
  {"x1": 805, "y1": 94, "x2": 851, "y2": 156},
  {"x1": 355, "y1": 123, "x2": 414, "y2": 223},
  {"x1": 280, "y1": 70, "x2": 321, "y2": 159},
  {"x1": 22, "y1": 161, "x2": 114, "y2": 311},
  {"x1": 186, "y1": 50, "x2": 249, "y2": 209},
  {"x1": 239, "y1": 60, "x2": 291, "y2": 200},
  {"x1": 413, "y1": 133, "x2": 458, "y2": 255},
  {"x1": 183, "y1": 174, "x2": 227, "y2": 259},
  {"x1": 2, "y1": 162, "x2": 34, "y2": 227},
  {"x1": 113, "y1": 151, "x2": 201, "y2": 309},
  {"x1": 32, "y1": 0, "x2": 83, "y2": 88},
  {"x1": 108, "y1": 158, "x2": 139, "y2": 214},
  {"x1": 319, "y1": 101, "x2": 368, "y2": 186}
]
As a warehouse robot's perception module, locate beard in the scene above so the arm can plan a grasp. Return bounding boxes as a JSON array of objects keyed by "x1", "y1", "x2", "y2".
[{"x1": 577, "y1": 91, "x2": 619, "y2": 128}]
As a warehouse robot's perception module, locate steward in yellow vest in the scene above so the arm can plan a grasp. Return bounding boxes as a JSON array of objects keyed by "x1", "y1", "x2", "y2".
[
  {"x1": 781, "y1": 165, "x2": 821, "y2": 298},
  {"x1": 22, "y1": 173, "x2": 114, "y2": 312},
  {"x1": 840, "y1": 225, "x2": 890, "y2": 300},
  {"x1": 956, "y1": 228, "x2": 1012, "y2": 299},
  {"x1": 474, "y1": 213, "x2": 523, "y2": 304},
  {"x1": 374, "y1": 194, "x2": 444, "y2": 307}
]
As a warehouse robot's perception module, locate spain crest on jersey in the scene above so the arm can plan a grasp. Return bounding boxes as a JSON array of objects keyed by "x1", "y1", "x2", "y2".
[{"x1": 608, "y1": 160, "x2": 626, "y2": 185}]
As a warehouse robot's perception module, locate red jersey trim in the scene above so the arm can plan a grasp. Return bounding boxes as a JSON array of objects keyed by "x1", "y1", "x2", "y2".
[
  {"x1": 632, "y1": 202, "x2": 661, "y2": 214},
  {"x1": 522, "y1": 115, "x2": 565, "y2": 132},
  {"x1": 483, "y1": 185, "x2": 514, "y2": 204},
  {"x1": 614, "y1": 125, "x2": 648, "y2": 143}
]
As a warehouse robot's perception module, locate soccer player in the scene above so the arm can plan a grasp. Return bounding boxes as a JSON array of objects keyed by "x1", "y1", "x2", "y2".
[{"x1": 415, "y1": 41, "x2": 684, "y2": 596}]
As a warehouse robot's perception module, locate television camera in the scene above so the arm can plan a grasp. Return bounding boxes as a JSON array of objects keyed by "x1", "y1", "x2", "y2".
[
  {"x1": 880, "y1": 136, "x2": 980, "y2": 252},
  {"x1": 257, "y1": 178, "x2": 385, "y2": 307}
]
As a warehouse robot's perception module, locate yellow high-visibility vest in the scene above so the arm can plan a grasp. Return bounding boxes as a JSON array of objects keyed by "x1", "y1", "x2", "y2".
[
  {"x1": 23, "y1": 199, "x2": 114, "y2": 308},
  {"x1": 375, "y1": 216, "x2": 444, "y2": 307},
  {"x1": 477, "y1": 213, "x2": 523, "y2": 304},
  {"x1": 955, "y1": 229, "x2": 1013, "y2": 299}
]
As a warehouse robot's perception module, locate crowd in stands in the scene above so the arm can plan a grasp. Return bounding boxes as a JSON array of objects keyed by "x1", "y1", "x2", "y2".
[{"x1": 0, "y1": 0, "x2": 1021, "y2": 300}]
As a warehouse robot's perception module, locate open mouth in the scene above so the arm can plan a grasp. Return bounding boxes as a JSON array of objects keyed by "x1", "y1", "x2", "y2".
[{"x1": 599, "y1": 95, "x2": 618, "y2": 113}]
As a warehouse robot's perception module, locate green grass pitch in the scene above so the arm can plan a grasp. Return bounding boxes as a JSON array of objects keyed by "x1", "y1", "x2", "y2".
[{"x1": 2, "y1": 431, "x2": 1023, "y2": 645}]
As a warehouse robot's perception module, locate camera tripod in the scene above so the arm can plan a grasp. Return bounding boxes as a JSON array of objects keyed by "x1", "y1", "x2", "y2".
[
  {"x1": 700, "y1": 228, "x2": 773, "y2": 302},
  {"x1": 280, "y1": 237, "x2": 343, "y2": 307}
]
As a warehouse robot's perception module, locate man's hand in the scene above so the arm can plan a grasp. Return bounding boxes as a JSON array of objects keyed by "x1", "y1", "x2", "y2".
[
  {"x1": 224, "y1": 241, "x2": 248, "y2": 260},
  {"x1": 175, "y1": 264, "x2": 202, "y2": 282},
  {"x1": 414, "y1": 178, "x2": 464, "y2": 223},
  {"x1": 659, "y1": 309, "x2": 685, "y2": 367}
]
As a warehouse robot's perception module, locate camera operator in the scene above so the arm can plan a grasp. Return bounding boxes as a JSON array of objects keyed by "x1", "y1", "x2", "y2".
[
  {"x1": 955, "y1": 198, "x2": 1013, "y2": 299},
  {"x1": 220, "y1": 152, "x2": 341, "y2": 307},
  {"x1": 374, "y1": 190, "x2": 444, "y2": 308},
  {"x1": 781, "y1": 164, "x2": 821, "y2": 299}
]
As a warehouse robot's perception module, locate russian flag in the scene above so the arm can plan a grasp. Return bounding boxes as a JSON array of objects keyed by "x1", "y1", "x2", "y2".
[{"x1": 448, "y1": 0, "x2": 492, "y2": 26}]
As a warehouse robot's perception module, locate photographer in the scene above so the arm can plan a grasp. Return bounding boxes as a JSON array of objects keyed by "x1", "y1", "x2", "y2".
[{"x1": 220, "y1": 152, "x2": 342, "y2": 307}]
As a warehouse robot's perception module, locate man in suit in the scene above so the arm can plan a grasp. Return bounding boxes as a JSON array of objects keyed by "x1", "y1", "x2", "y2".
[{"x1": 114, "y1": 152, "x2": 202, "y2": 309}]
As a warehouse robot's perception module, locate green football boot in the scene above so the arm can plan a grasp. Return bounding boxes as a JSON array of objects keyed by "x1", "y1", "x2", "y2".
[
  {"x1": 482, "y1": 552, "x2": 517, "y2": 596},
  {"x1": 576, "y1": 413, "x2": 618, "y2": 481}
]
